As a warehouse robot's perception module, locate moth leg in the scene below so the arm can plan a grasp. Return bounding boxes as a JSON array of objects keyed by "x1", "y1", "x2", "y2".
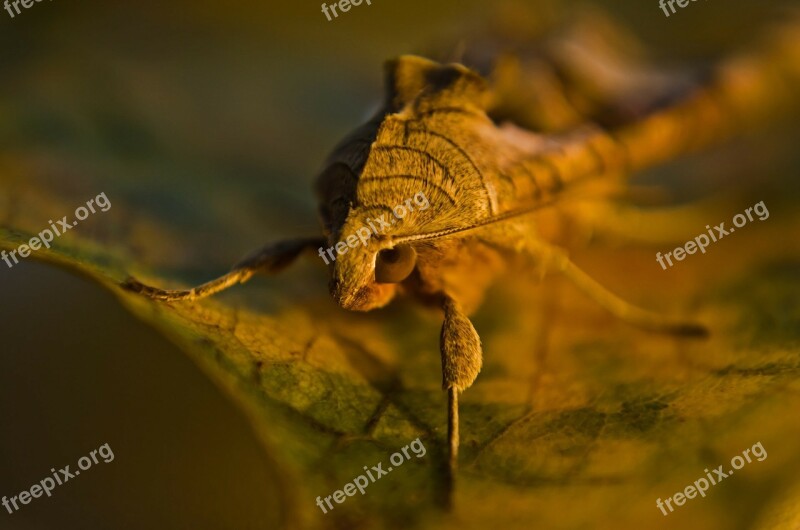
[
  {"x1": 122, "y1": 237, "x2": 325, "y2": 302},
  {"x1": 565, "y1": 196, "x2": 736, "y2": 246},
  {"x1": 440, "y1": 295, "x2": 483, "y2": 490},
  {"x1": 538, "y1": 246, "x2": 708, "y2": 336}
]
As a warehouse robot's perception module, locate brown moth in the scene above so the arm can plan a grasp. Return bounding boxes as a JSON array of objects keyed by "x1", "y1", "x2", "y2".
[{"x1": 123, "y1": 11, "x2": 800, "y2": 490}]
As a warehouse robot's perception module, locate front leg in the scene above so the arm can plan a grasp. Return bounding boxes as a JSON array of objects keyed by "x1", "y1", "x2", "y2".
[
  {"x1": 122, "y1": 237, "x2": 325, "y2": 301},
  {"x1": 440, "y1": 295, "x2": 483, "y2": 495}
]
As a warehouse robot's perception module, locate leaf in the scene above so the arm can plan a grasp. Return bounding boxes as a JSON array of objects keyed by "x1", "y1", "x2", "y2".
[{"x1": 3, "y1": 150, "x2": 800, "y2": 529}]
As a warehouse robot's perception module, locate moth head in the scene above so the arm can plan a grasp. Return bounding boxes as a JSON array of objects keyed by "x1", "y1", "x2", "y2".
[{"x1": 324, "y1": 207, "x2": 420, "y2": 312}]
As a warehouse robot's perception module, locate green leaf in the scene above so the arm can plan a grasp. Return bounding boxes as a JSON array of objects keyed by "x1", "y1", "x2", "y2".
[{"x1": 3, "y1": 159, "x2": 800, "y2": 529}]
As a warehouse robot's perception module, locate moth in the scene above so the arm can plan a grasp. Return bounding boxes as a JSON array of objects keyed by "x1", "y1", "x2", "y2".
[{"x1": 123, "y1": 10, "x2": 800, "y2": 490}]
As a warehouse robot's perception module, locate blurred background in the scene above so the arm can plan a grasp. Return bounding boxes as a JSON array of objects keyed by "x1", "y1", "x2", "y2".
[{"x1": 1, "y1": 0, "x2": 798, "y2": 529}]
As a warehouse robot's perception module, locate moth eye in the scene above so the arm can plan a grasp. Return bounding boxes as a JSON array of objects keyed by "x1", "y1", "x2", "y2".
[{"x1": 375, "y1": 245, "x2": 417, "y2": 284}]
